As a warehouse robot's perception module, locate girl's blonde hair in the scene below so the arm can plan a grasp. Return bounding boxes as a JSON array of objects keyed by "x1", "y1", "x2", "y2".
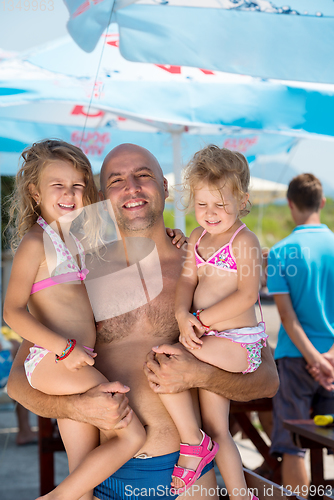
[
  {"x1": 183, "y1": 145, "x2": 251, "y2": 217},
  {"x1": 8, "y1": 139, "x2": 100, "y2": 250}
]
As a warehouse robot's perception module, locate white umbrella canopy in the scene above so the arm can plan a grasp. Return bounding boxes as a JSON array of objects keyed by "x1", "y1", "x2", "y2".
[
  {"x1": 1, "y1": 15, "x2": 332, "y2": 232},
  {"x1": 0, "y1": 105, "x2": 296, "y2": 177},
  {"x1": 1, "y1": 30, "x2": 334, "y2": 138},
  {"x1": 0, "y1": 31, "x2": 299, "y2": 231},
  {"x1": 248, "y1": 177, "x2": 288, "y2": 205},
  {"x1": 165, "y1": 173, "x2": 288, "y2": 206},
  {"x1": 63, "y1": 0, "x2": 334, "y2": 84},
  {"x1": 250, "y1": 144, "x2": 334, "y2": 198},
  {"x1": 0, "y1": 102, "x2": 296, "y2": 229}
]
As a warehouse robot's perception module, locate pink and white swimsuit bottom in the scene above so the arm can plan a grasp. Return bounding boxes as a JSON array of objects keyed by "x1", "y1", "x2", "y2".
[
  {"x1": 24, "y1": 344, "x2": 94, "y2": 388},
  {"x1": 203, "y1": 322, "x2": 268, "y2": 374}
]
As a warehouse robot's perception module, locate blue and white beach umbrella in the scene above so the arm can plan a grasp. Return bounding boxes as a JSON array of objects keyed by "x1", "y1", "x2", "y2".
[
  {"x1": 63, "y1": 0, "x2": 334, "y2": 84},
  {"x1": 1, "y1": 29, "x2": 334, "y2": 139}
]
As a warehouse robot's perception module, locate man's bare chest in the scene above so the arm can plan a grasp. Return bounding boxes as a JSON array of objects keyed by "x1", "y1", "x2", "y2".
[{"x1": 96, "y1": 263, "x2": 181, "y2": 344}]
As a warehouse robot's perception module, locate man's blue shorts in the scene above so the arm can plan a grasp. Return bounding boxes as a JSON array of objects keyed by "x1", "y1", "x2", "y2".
[
  {"x1": 271, "y1": 357, "x2": 334, "y2": 458},
  {"x1": 94, "y1": 451, "x2": 214, "y2": 500}
]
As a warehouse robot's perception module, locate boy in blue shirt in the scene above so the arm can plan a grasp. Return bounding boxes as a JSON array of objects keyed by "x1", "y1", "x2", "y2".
[{"x1": 267, "y1": 173, "x2": 334, "y2": 498}]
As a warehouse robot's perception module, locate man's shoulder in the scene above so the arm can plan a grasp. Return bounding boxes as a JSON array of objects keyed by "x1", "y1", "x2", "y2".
[
  {"x1": 170, "y1": 241, "x2": 187, "y2": 264},
  {"x1": 161, "y1": 238, "x2": 185, "y2": 271}
]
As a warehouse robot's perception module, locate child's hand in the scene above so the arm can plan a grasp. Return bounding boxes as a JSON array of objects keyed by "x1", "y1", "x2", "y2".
[
  {"x1": 177, "y1": 312, "x2": 205, "y2": 350},
  {"x1": 307, "y1": 352, "x2": 334, "y2": 391},
  {"x1": 62, "y1": 344, "x2": 97, "y2": 372},
  {"x1": 307, "y1": 363, "x2": 334, "y2": 391},
  {"x1": 166, "y1": 228, "x2": 188, "y2": 248}
]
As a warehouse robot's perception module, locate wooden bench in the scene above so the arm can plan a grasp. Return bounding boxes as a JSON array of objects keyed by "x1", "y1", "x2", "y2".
[
  {"x1": 231, "y1": 398, "x2": 281, "y2": 483},
  {"x1": 38, "y1": 416, "x2": 65, "y2": 495},
  {"x1": 244, "y1": 468, "x2": 304, "y2": 500}
]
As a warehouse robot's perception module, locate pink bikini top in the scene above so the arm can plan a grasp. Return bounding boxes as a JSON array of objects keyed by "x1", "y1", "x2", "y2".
[
  {"x1": 31, "y1": 216, "x2": 89, "y2": 294},
  {"x1": 195, "y1": 223, "x2": 246, "y2": 272},
  {"x1": 195, "y1": 222, "x2": 265, "y2": 325}
]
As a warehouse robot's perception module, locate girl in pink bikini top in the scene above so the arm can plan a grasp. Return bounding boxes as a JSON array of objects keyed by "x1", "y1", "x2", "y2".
[
  {"x1": 153, "y1": 146, "x2": 266, "y2": 498},
  {"x1": 4, "y1": 139, "x2": 188, "y2": 500}
]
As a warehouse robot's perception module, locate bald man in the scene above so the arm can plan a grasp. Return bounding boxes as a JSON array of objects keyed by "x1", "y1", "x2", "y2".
[{"x1": 8, "y1": 144, "x2": 279, "y2": 500}]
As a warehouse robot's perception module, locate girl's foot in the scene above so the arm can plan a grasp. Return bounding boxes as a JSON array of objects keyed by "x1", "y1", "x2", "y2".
[
  {"x1": 172, "y1": 430, "x2": 202, "y2": 490},
  {"x1": 171, "y1": 430, "x2": 219, "y2": 493}
]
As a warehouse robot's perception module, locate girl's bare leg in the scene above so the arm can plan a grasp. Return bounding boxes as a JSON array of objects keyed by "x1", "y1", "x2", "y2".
[
  {"x1": 158, "y1": 390, "x2": 209, "y2": 489},
  {"x1": 31, "y1": 354, "x2": 146, "y2": 500},
  {"x1": 158, "y1": 338, "x2": 249, "y2": 490},
  {"x1": 192, "y1": 336, "x2": 249, "y2": 373},
  {"x1": 200, "y1": 389, "x2": 250, "y2": 500},
  {"x1": 57, "y1": 419, "x2": 100, "y2": 500},
  {"x1": 39, "y1": 414, "x2": 146, "y2": 500}
]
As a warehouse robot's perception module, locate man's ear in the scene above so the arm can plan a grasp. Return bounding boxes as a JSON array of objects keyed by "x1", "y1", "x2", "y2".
[
  {"x1": 287, "y1": 198, "x2": 294, "y2": 210},
  {"x1": 320, "y1": 196, "x2": 326, "y2": 209},
  {"x1": 163, "y1": 177, "x2": 169, "y2": 200},
  {"x1": 29, "y1": 183, "x2": 40, "y2": 204}
]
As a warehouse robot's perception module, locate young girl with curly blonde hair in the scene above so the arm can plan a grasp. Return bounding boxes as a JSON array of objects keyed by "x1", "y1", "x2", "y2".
[
  {"x1": 154, "y1": 145, "x2": 267, "y2": 499},
  {"x1": 4, "y1": 139, "x2": 147, "y2": 500}
]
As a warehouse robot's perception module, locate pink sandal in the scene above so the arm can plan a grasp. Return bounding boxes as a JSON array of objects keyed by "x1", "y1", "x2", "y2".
[{"x1": 171, "y1": 430, "x2": 219, "y2": 495}]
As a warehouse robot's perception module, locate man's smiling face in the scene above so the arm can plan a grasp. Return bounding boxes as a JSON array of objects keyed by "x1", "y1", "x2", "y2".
[{"x1": 100, "y1": 144, "x2": 168, "y2": 234}]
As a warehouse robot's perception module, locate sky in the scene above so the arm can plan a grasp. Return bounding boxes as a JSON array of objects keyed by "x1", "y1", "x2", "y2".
[
  {"x1": 0, "y1": 2, "x2": 68, "y2": 52},
  {"x1": 0, "y1": 1, "x2": 333, "y2": 194}
]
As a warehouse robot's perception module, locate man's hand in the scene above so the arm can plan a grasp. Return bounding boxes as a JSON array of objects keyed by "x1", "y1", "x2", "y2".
[
  {"x1": 144, "y1": 342, "x2": 279, "y2": 400},
  {"x1": 70, "y1": 381, "x2": 133, "y2": 430},
  {"x1": 144, "y1": 343, "x2": 206, "y2": 393}
]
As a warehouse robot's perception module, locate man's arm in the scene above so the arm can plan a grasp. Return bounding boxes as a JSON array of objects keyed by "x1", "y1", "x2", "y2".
[
  {"x1": 7, "y1": 340, "x2": 133, "y2": 430},
  {"x1": 144, "y1": 343, "x2": 279, "y2": 401}
]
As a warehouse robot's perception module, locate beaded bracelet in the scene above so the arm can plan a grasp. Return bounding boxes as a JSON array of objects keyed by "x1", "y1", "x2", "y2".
[
  {"x1": 55, "y1": 339, "x2": 77, "y2": 363},
  {"x1": 193, "y1": 309, "x2": 210, "y2": 330}
]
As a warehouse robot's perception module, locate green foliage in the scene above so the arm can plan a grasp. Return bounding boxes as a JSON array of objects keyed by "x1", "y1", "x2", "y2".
[
  {"x1": 322, "y1": 196, "x2": 334, "y2": 228},
  {"x1": 164, "y1": 198, "x2": 334, "y2": 248}
]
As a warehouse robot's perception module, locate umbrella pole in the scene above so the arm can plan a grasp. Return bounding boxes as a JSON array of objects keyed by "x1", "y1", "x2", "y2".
[
  {"x1": 256, "y1": 163, "x2": 266, "y2": 246},
  {"x1": 172, "y1": 132, "x2": 186, "y2": 235}
]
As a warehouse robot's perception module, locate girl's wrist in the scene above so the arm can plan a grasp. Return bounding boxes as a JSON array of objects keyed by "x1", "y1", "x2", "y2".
[
  {"x1": 55, "y1": 338, "x2": 70, "y2": 357},
  {"x1": 55, "y1": 339, "x2": 77, "y2": 363},
  {"x1": 175, "y1": 308, "x2": 189, "y2": 320},
  {"x1": 194, "y1": 309, "x2": 210, "y2": 330}
]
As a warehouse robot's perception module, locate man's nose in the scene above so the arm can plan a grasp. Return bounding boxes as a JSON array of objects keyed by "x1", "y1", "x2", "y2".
[{"x1": 125, "y1": 176, "x2": 141, "y2": 193}]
